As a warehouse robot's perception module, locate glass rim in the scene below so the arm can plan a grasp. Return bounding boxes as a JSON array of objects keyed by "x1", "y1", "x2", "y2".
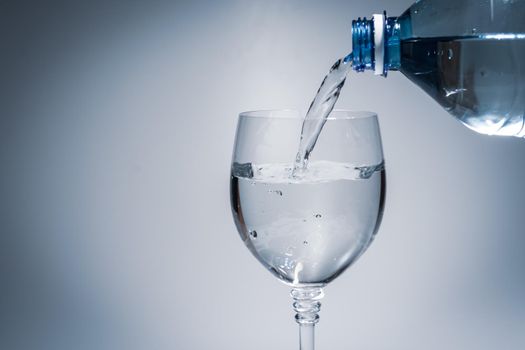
[{"x1": 239, "y1": 109, "x2": 377, "y2": 121}]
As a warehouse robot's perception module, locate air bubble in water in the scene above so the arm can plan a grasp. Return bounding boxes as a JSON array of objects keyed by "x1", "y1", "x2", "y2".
[
  {"x1": 268, "y1": 189, "x2": 283, "y2": 196},
  {"x1": 448, "y1": 49, "x2": 454, "y2": 60},
  {"x1": 249, "y1": 230, "x2": 257, "y2": 239},
  {"x1": 303, "y1": 240, "x2": 308, "y2": 245},
  {"x1": 314, "y1": 214, "x2": 322, "y2": 218}
]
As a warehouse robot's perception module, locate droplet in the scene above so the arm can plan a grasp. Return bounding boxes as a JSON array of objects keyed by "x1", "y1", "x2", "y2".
[
  {"x1": 285, "y1": 247, "x2": 295, "y2": 256},
  {"x1": 480, "y1": 70, "x2": 486, "y2": 77},
  {"x1": 249, "y1": 230, "x2": 257, "y2": 239},
  {"x1": 427, "y1": 51, "x2": 431, "y2": 56},
  {"x1": 303, "y1": 240, "x2": 308, "y2": 245},
  {"x1": 314, "y1": 214, "x2": 322, "y2": 218},
  {"x1": 472, "y1": 27, "x2": 478, "y2": 34},
  {"x1": 302, "y1": 219, "x2": 307, "y2": 222},
  {"x1": 448, "y1": 49, "x2": 454, "y2": 60},
  {"x1": 268, "y1": 189, "x2": 283, "y2": 196},
  {"x1": 413, "y1": 9, "x2": 419, "y2": 14}
]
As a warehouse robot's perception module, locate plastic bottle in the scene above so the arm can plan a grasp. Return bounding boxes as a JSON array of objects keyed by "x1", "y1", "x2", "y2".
[{"x1": 352, "y1": 0, "x2": 525, "y2": 137}]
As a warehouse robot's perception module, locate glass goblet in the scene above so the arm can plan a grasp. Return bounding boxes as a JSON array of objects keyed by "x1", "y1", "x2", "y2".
[{"x1": 230, "y1": 110, "x2": 386, "y2": 350}]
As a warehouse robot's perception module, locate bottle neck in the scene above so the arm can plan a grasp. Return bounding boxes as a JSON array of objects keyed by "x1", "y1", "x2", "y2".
[{"x1": 351, "y1": 13, "x2": 401, "y2": 76}]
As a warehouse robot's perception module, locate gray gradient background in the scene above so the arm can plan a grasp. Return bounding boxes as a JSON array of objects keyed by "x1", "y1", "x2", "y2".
[{"x1": 1, "y1": 0, "x2": 524, "y2": 349}]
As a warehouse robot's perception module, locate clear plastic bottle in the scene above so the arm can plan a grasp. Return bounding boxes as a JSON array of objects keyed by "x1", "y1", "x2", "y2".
[{"x1": 352, "y1": 0, "x2": 525, "y2": 137}]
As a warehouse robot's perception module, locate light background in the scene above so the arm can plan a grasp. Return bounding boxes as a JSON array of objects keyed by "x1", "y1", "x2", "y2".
[{"x1": 1, "y1": 0, "x2": 524, "y2": 349}]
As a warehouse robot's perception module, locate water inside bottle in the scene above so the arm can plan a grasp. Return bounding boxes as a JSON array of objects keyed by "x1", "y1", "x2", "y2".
[{"x1": 400, "y1": 36, "x2": 525, "y2": 137}]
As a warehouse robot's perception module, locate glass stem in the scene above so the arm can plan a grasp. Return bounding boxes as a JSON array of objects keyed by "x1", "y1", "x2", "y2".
[
  {"x1": 291, "y1": 287, "x2": 324, "y2": 350},
  {"x1": 299, "y1": 324, "x2": 315, "y2": 350}
]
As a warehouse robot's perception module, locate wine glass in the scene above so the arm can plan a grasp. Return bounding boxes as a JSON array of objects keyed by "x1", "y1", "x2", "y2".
[{"x1": 230, "y1": 109, "x2": 385, "y2": 350}]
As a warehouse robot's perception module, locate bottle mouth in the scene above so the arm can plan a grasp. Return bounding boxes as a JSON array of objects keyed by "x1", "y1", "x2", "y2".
[
  {"x1": 351, "y1": 17, "x2": 374, "y2": 72},
  {"x1": 351, "y1": 12, "x2": 387, "y2": 75}
]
